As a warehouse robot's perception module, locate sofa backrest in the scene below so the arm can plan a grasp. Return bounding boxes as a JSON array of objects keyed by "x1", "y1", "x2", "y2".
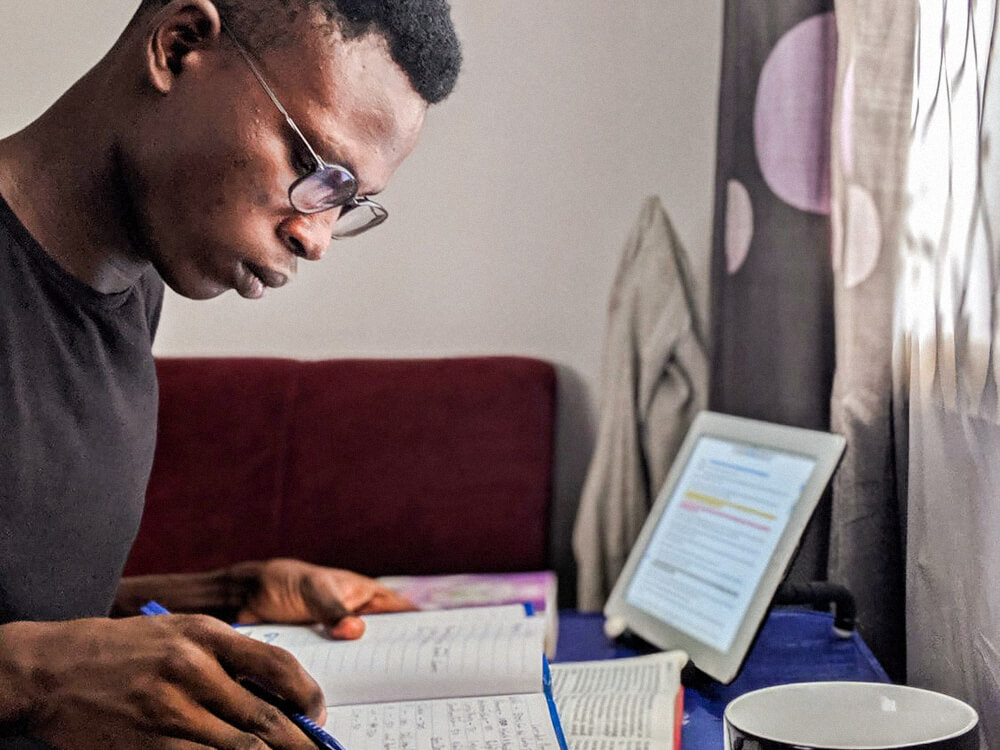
[{"x1": 124, "y1": 357, "x2": 557, "y2": 578}]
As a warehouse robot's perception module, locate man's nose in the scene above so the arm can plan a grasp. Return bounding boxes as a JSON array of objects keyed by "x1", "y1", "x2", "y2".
[{"x1": 277, "y1": 210, "x2": 339, "y2": 261}]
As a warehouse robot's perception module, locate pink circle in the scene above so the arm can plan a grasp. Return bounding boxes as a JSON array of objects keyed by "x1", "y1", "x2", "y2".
[
  {"x1": 754, "y1": 12, "x2": 837, "y2": 215},
  {"x1": 725, "y1": 179, "x2": 754, "y2": 274},
  {"x1": 844, "y1": 184, "x2": 881, "y2": 288}
]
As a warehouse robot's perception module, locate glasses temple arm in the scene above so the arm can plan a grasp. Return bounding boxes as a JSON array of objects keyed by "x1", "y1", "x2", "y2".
[{"x1": 220, "y1": 20, "x2": 325, "y2": 166}]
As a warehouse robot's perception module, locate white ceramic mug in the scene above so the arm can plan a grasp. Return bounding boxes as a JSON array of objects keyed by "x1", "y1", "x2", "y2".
[{"x1": 724, "y1": 682, "x2": 979, "y2": 750}]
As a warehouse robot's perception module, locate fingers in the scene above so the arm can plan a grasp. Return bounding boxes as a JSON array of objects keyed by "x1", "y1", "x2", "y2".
[
  {"x1": 299, "y1": 572, "x2": 350, "y2": 627},
  {"x1": 321, "y1": 583, "x2": 411, "y2": 638},
  {"x1": 171, "y1": 615, "x2": 326, "y2": 721},
  {"x1": 156, "y1": 618, "x2": 326, "y2": 749},
  {"x1": 305, "y1": 567, "x2": 414, "y2": 617},
  {"x1": 163, "y1": 703, "x2": 317, "y2": 750},
  {"x1": 178, "y1": 615, "x2": 326, "y2": 722},
  {"x1": 356, "y1": 587, "x2": 417, "y2": 614},
  {"x1": 301, "y1": 570, "x2": 414, "y2": 637},
  {"x1": 236, "y1": 558, "x2": 418, "y2": 630},
  {"x1": 14, "y1": 614, "x2": 325, "y2": 750},
  {"x1": 173, "y1": 663, "x2": 321, "y2": 750}
]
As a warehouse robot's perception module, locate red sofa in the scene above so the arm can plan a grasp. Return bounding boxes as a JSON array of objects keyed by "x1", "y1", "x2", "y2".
[{"x1": 124, "y1": 356, "x2": 557, "y2": 578}]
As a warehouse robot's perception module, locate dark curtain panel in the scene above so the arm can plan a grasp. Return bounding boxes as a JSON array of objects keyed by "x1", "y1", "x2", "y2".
[{"x1": 709, "y1": 0, "x2": 837, "y2": 582}]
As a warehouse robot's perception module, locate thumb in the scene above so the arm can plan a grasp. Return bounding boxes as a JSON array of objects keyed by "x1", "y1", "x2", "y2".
[
  {"x1": 301, "y1": 575, "x2": 352, "y2": 627},
  {"x1": 327, "y1": 615, "x2": 366, "y2": 640}
]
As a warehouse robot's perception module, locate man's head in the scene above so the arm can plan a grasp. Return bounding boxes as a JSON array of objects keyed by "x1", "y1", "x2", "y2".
[
  {"x1": 114, "y1": 0, "x2": 460, "y2": 299},
  {"x1": 135, "y1": 0, "x2": 462, "y2": 105}
]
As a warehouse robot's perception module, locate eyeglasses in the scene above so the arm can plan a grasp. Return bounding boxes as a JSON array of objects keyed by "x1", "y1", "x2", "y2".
[{"x1": 221, "y1": 21, "x2": 387, "y2": 239}]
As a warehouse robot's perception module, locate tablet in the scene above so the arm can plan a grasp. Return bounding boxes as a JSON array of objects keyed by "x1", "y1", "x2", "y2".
[{"x1": 603, "y1": 411, "x2": 846, "y2": 684}]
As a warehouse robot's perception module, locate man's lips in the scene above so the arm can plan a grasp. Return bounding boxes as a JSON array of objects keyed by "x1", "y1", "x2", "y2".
[
  {"x1": 249, "y1": 262, "x2": 289, "y2": 289},
  {"x1": 237, "y1": 262, "x2": 290, "y2": 299}
]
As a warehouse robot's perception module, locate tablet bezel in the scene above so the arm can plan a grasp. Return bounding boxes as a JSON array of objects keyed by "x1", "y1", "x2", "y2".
[{"x1": 603, "y1": 411, "x2": 846, "y2": 684}]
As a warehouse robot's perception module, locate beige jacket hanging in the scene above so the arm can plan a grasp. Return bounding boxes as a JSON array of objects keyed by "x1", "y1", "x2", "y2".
[{"x1": 572, "y1": 196, "x2": 708, "y2": 611}]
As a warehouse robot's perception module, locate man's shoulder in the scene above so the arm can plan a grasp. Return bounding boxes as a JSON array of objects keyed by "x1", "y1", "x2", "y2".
[
  {"x1": 137, "y1": 264, "x2": 165, "y2": 302},
  {"x1": 134, "y1": 264, "x2": 165, "y2": 338}
]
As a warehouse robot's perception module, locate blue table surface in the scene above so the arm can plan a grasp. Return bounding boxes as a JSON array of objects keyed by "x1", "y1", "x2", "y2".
[{"x1": 553, "y1": 608, "x2": 890, "y2": 750}]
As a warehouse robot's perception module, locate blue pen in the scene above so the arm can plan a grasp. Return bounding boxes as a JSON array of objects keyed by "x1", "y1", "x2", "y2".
[{"x1": 141, "y1": 600, "x2": 347, "y2": 750}]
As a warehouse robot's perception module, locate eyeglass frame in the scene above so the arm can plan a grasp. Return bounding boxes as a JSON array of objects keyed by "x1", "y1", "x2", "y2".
[{"x1": 219, "y1": 20, "x2": 388, "y2": 239}]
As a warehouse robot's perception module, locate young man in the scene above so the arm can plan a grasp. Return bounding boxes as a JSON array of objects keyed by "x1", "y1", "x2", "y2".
[{"x1": 0, "y1": 0, "x2": 461, "y2": 747}]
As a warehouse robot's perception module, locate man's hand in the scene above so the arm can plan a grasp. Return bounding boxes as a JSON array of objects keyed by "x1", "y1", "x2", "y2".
[
  {"x1": 230, "y1": 559, "x2": 416, "y2": 639},
  {"x1": 0, "y1": 614, "x2": 325, "y2": 750}
]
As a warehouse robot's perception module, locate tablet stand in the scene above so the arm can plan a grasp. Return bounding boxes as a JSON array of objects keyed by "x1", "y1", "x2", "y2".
[
  {"x1": 773, "y1": 581, "x2": 856, "y2": 636},
  {"x1": 608, "y1": 581, "x2": 858, "y2": 689}
]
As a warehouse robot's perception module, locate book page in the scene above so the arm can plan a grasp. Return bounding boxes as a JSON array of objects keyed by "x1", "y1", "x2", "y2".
[
  {"x1": 562, "y1": 741, "x2": 673, "y2": 750},
  {"x1": 237, "y1": 605, "x2": 531, "y2": 648},
  {"x1": 550, "y1": 652, "x2": 685, "y2": 749},
  {"x1": 239, "y1": 606, "x2": 545, "y2": 706},
  {"x1": 555, "y1": 694, "x2": 676, "y2": 741},
  {"x1": 323, "y1": 693, "x2": 564, "y2": 750},
  {"x1": 361, "y1": 604, "x2": 532, "y2": 638}
]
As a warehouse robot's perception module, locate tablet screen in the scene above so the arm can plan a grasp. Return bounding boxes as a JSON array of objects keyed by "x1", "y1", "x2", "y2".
[
  {"x1": 604, "y1": 412, "x2": 847, "y2": 683},
  {"x1": 624, "y1": 435, "x2": 817, "y2": 652}
]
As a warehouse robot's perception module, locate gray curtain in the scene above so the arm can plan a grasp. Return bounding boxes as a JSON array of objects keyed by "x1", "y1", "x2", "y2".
[
  {"x1": 827, "y1": 0, "x2": 914, "y2": 684},
  {"x1": 895, "y1": 2, "x2": 999, "y2": 744},
  {"x1": 831, "y1": 1, "x2": 1000, "y2": 744}
]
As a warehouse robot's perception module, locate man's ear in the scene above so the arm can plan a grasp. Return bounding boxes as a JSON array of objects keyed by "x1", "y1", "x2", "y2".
[{"x1": 146, "y1": 0, "x2": 223, "y2": 94}]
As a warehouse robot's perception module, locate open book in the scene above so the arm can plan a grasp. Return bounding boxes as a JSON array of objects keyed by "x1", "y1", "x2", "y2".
[
  {"x1": 240, "y1": 604, "x2": 565, "y2": 749},
  {"x1": 239, "y1": 605, "x2": 685, "y2": 750}
]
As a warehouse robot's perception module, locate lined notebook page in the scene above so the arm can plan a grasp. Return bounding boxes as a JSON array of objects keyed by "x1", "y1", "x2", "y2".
[
  {"x1": 239, "y1": 605, "x2": 545, "y2": 706},
  {"x1": 324, "y1": 693, "x2": 563, "y2": 750}
]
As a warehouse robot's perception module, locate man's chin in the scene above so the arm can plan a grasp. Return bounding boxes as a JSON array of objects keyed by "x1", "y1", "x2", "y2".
[{"x1": 158, "y1": 271, "x2": 229, "y2": 301}]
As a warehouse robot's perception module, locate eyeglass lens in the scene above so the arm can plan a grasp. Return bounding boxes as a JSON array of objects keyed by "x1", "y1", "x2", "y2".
[
  {"x1": 289, "y1": 170, "x2": 387, "y2": 238},
  {"x1": 289, "y1": 168, "x2": 357, "y2": 213},
  {"x1": 333, "y1": 201, "x2": 389, "y2": 238}
]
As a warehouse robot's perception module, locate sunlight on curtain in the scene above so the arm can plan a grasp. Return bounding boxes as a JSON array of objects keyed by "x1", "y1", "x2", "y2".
[
  {"x1": 832, "y1": 2, "x2": 1000, "y2": 739},
  {"x1": 898, "y1": 2, "x2": 1000, "y2": 745}
]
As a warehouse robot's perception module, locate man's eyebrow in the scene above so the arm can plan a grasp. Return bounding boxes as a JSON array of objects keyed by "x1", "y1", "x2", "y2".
[{"x1": 313, "y1": 135, "x2": 355, "y2": 174}]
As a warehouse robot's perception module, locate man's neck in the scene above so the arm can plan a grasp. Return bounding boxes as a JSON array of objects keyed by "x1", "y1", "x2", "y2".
[{"x1": 0, "y1": 64, "x2": 151, "y2": 294}]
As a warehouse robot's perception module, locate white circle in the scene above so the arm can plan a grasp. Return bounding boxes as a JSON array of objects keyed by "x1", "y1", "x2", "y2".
[{"x1": 725, "y1": 682, "x2": 978, "y2": 748}]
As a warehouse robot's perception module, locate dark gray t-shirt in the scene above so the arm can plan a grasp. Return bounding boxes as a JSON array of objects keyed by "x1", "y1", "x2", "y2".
[
  {"x1": 0, "y1": 194, "x2": 163, "y2": 624},
  {"x1": 0, "y1": 195, "x2": 164, "y2": 749}
]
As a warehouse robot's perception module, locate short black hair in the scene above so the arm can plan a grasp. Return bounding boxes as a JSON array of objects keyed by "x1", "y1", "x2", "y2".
[
  {"x1": 314, "y1": 0, "x2": 461, "y2": 104},
  {"x1": 138, "y1": 0, "x2": 462, "y2": 104}
]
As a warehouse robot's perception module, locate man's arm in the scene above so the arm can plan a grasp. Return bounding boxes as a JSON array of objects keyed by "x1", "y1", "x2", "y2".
[
  {"x1": 0, "y1": 623, "x2": 36, "y2": 733},
  {"x1": 114, "y1": 558, "x2": 415, "y2": 639},
  {"x1": 112, "y1": 566, "x2": 252, "y2": 620}
]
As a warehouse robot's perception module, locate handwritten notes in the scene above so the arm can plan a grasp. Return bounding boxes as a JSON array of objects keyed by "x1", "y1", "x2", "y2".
[
  {"x1": 325, "y1": 694, "x2": 563, "y2": 750},
  {"x1": 239, "y1": 605, "x2": 545, "y2": 706}
]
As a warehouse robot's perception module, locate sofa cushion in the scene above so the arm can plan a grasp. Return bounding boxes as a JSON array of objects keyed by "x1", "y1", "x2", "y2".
[{"x1": 124, "y1": 356, "x2": 557, "y2": 578}]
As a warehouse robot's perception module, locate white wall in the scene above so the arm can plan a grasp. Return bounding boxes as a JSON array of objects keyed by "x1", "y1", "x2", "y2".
[{"x1": 1, "y1": 1, "x2": 723, "y2": 595}]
